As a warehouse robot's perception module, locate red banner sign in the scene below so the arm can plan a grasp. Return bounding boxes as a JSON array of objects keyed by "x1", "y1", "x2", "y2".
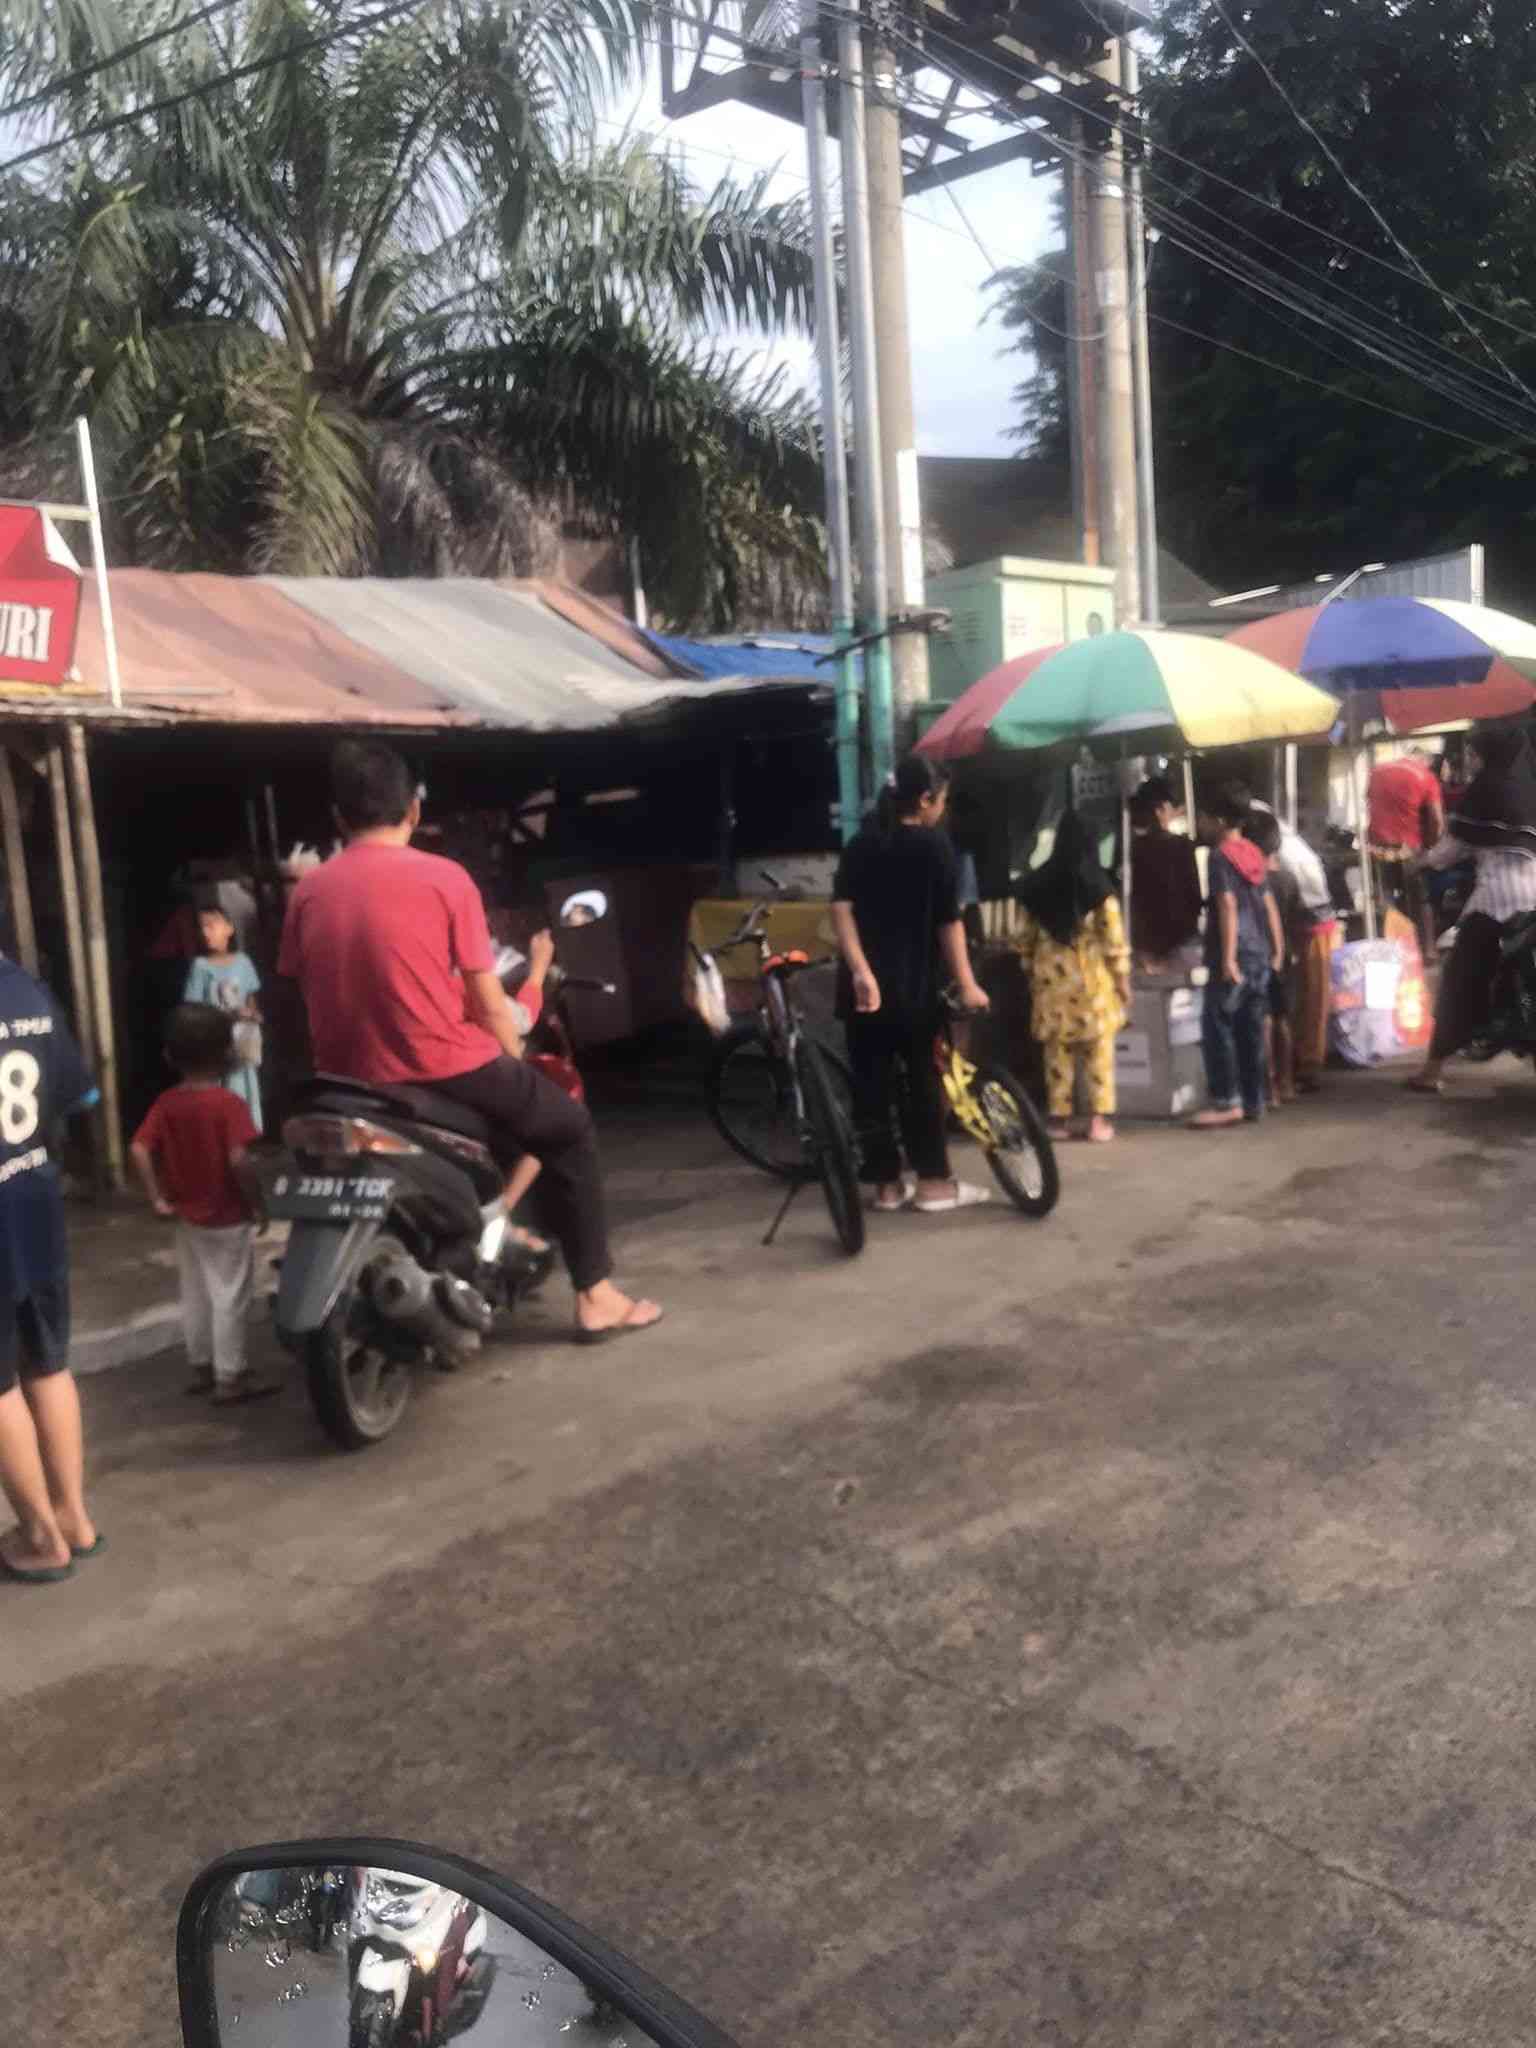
[{"x1": 0, "y1": 505, "x2": 83, "y2": 687}]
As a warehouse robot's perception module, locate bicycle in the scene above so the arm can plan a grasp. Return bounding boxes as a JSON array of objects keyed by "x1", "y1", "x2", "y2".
[
  {"x1": 704, "y1": 884, "x2": 855, "y2": 1180},
  {"x1": 935, "y1": 994, "x2": 1060, "y2": 1218},
  {"x1": 695, "y1": 891, "x2": 864, "y2": 1257}
]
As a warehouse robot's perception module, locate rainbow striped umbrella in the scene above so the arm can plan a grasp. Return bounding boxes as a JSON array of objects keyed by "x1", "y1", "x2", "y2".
[
  {"x1": 917, "y1": 629, "x2": 1340, "y2": 761},
  {"x1": 1227, "y1": 597, "x2": 1536, "y2": 732}
]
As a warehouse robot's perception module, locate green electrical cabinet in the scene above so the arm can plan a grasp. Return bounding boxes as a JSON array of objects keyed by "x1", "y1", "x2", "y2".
[{"x1": 924, "y1": 557, "x2": 1119, "y2": 703}]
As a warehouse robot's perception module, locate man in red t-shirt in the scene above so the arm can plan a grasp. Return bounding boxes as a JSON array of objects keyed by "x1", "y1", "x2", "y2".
[
  {"x1": 278, "y1": 742, "x2": 660, "y2": 1342},
  {"x1": 1368, "y1": 748, "x2": 1445, "y2": 854}
]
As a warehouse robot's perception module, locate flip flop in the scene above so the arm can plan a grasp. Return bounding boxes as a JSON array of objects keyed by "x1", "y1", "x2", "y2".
[
  {"x1": 211, "y1": 1373, "x2": 281, "y2": 1406},
  {"x1": 1, "y1": 1551, "x2": 76, "y2": 1585},
  {"x1": 574, "y1": 1303, "x2": 664, "y2": 1346},
  {"x1": 872, "y1": 1175, "x2": 916, "y2": 1213},
  {"x1": 71, "y1": 1533, "x2": 106, "y2": 1561},
  {"x1": 1404, "y1": 1075, "x2": 1444, "y2": 1096}
]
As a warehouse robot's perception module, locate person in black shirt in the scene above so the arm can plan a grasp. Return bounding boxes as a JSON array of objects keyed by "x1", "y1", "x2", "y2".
[
  {"x1": 0, "y1": 955, "x2": 102, "y2": 1583},
  {"x1": 831, "y1": 756, "x2": 991, "y2": 1214}
]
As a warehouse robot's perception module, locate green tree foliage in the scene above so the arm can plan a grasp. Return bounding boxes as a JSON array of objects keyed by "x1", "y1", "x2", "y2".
[
  {"x1": 0, "y1": 0, "x2": 827, "y2": 626},
  {"x1": 996, "y1": 0, "x2": 1536, "y2": 601}
]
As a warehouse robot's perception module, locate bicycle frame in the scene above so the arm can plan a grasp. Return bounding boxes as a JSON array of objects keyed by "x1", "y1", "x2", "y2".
[{"x1": 934, "y1": 1016, "x2": 994, "y2": 1149}]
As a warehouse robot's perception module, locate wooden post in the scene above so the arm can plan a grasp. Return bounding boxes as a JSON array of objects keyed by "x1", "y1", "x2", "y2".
[
  {"x1": 0, "y1": 742, "x2": 39, "y2": 976},
  {"x1": 63, "y1": 722, "x2": 123, "y2": 1187},
  {"x1": 45, "y1": 739, "x2": 93, "y2": 1069}
]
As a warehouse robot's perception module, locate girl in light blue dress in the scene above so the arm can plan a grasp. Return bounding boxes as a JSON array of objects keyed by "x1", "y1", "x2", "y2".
[{"x1": 183, "y1": 901, "x2": 263, "y2": 1130}]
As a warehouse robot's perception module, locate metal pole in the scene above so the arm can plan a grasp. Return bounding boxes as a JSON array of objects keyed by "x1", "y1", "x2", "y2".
[
  {"x1": 800, "y1": 0, "x2": 862, "y2": 840},
  {"x1": 1123, "y1": 42, "x2": 1159, "y2": 626},
  {"x1": 864, "y1": 27, "x2": 928, "y2": 722},
  {"x1": 1093, "y1": 40, "x2": 1142, "y2": 627},
  {"x1": 838, "y1": 0, "x2": 895, "y2": 792},
  {"x1": 1284, "y1": 742, "x2": 1299, "y2": 831},
  {"x1": 75, "y1": 417, "x2": 122, "y2": 710}
]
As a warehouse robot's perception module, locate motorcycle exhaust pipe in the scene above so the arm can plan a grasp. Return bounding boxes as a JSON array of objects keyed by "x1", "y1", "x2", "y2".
[{"x1": 368, "y1": 1252, "x2": 485, "y2": 1366}]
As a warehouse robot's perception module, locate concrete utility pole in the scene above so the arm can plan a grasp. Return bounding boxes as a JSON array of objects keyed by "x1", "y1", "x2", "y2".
[
  {"x1": 1123, "y1": 40, "x2": 1160, "y2": 626},
  {"x1": 1090, "y1": 39, "x2": 1142, "y2": 627},
  {"x1": 1066, "y1": 116, "x2": 1102, "y2": 570},
  {"x1": 838, "y1": 0, "x2": 896, "y2": 792},
  {"x1": 799, "y1": 0, "x2": 862, "y2": 837},
  {"x1": 863, "y1": 20, "x2": 928, "y2": 726}
]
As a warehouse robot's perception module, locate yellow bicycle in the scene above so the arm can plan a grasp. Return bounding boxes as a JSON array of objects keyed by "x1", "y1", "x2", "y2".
[{"x1": 936, "y1": 999, "x2": 1060, "y2": 1218}]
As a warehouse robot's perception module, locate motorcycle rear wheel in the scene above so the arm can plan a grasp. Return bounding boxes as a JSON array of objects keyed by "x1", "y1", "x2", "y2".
[{"x1": 305, "y1": 1280, "x2": 414, "y2": 1451}]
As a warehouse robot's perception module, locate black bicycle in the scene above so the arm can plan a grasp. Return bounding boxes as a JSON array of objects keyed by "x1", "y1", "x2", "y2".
[
  {"x1": 704, "y1": 891, "x2": 855, "y2": 1178},
  {"x1": 697, "y1": 896, "x2": 864, "y2": 1257}
]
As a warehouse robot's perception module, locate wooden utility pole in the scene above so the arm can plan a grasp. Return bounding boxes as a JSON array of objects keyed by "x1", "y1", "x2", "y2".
[
  {"x1": 0, "y1": 745, "x2": 38, "y2": 975},
  {"x1": 64, "y1": 723, "x2": 123, "y2": 1188}
]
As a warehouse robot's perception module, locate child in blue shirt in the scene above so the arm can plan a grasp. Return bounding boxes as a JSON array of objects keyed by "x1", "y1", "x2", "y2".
[{"x1": 183, "y1": 899, "x2": 263, "y2": 1131}]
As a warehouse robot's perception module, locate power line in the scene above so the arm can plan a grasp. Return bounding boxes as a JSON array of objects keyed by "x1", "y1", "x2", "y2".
[
  {"x1": 1202, "y1": 0, "x2": 1536, "y2": 404},
  {"x1": 1149, "y1": 310, "x2": 1511, "y2": 455},
  {"x1": 2, "y1": 0, "x2": 249, "y2": 124},
  {"x1": 0, "y1": 0, "x2": 432, "y2": 178}
]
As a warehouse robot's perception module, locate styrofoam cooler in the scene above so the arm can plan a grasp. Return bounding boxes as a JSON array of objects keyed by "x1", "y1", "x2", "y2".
[{"x1": 1115, "y1": 984, "x2": 1209, "y2": 1120}]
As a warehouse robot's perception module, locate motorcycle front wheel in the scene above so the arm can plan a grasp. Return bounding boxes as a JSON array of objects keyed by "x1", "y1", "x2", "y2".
[{"x1": 305, "y1": 1276, "x2": 414, "y2": 1451}]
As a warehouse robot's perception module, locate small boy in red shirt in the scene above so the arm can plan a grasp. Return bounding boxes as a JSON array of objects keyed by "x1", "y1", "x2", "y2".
[{"x1": 131, "y1": 1004, "x2": 276, "y2": 1406}]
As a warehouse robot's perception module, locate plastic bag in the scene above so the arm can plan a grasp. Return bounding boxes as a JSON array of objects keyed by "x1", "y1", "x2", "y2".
[{"x1": 686, "y1": 950, "x2": 731, "y2": 1037}]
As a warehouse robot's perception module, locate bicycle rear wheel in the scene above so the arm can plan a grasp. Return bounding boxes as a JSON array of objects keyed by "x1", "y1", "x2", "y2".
[
  {"x1": 796, "y1": 1039, "x2": 866, "y2": 1255},
  {"x1": 710, "y1": 1023, "x2": 854, "y2": 1179},
  {"x1": 972, "y1": 1063, "x2": 1060, "y2": 1218}
]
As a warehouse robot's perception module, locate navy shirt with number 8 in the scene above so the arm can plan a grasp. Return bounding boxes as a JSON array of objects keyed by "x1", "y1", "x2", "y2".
[{"x1": 0, "y1": 958, "x2": 97, "y2": 1303}]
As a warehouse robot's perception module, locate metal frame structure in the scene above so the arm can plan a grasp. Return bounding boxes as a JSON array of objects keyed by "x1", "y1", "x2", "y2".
[{"x1": 658, "y1": 0, "x2": 1151, "y2": 197}]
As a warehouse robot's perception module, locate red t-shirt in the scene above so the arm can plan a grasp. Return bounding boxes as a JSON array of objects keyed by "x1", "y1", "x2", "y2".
[
  {"x1": 133, "y1": 1084, "x2": 257, "y2": 1229},
  {"x1": 1368, "y1": 759, "x2": 1442, "y2": 850},
  {"x1": 277, "y1": 843, "x2": 500, "y2": 1084}
]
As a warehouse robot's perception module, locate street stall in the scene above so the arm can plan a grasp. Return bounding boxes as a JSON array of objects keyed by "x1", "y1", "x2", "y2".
[
  {"x1": 0, "y1": 559, "x2": 837, "y2": 1181},
  {"x1": 1225, "y1": 596, "x2": 1536, "y2": 1068},
  {"x1": 917, "y1": 628, "x2": 1339, "y2": 1117}
]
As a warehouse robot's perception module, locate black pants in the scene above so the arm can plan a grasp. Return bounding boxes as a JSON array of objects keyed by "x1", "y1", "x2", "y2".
[
  {"x1": 1430, "y1": 911, "x2": 1503, "y2": 1059},
  {"x1": 431, "y1": 1056, "x2": 611, "y2": 1291},
  {"x1": 846, "y1": 1006, "x2": 950, "y2": 1185}
]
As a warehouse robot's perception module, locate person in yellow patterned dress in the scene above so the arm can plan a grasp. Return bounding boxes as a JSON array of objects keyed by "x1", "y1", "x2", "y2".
[{"x1": 1014, "y1": 809, "x2": 1131, "y2": 1144}]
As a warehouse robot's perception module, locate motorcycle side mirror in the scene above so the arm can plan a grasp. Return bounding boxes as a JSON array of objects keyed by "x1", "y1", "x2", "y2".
[
  {"x1": 177, "y1": 1840, "x2": 738, "y2": 2048},
  {"x1": 558, "y1": 889, "x2": 608, "y2": 928}
]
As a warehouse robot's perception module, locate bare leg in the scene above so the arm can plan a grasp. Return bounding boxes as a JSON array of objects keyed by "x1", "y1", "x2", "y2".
[
  {"x1": 0, "y1": 1383, "x2": 71, "y2": 1571},
  {"x1": 24, "y1": 1371, "x2": 94, "y2": 1551},
  {"x1": 501, "y1": 1155, "x2": 550, "y2": 1252},
  {"x1": 1274, "y1": 1016, "x2": 1296, "y2": 1103}
]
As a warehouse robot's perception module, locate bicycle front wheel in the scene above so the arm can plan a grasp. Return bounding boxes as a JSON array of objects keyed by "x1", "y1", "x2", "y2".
[
  {"x1": 972, "y1": 1063, "x2": 1060, "y2": 1219},
  {"x1": 796, "y1": 1039, "x2": 866, "y2": 1255}
]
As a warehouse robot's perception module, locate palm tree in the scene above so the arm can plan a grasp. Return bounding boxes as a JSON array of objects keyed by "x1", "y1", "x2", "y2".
[{"x1": 0, "y1": 0, "x2": 827, "y2": 626}]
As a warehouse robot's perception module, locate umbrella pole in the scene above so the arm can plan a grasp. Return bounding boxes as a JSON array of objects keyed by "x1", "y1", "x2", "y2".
[
  {"x1": 1285, "y1": 743, "x2": 1299, "y2": 831},
  {"x1": 1347, "y1": 702, "x2": 1377, "y2": 940}
]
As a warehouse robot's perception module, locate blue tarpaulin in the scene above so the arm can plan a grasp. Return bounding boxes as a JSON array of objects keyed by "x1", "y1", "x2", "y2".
[{"x1": 641, "y1": 630, "x2": 851, "y2": 686}]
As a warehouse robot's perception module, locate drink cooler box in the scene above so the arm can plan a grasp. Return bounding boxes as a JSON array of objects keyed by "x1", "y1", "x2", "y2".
[{"x1": 1115, "y1": 984, "x2": 1209, "y2": 1121}]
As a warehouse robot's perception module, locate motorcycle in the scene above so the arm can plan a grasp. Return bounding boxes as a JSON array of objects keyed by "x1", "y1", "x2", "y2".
[
  {"x1": 267, "y1": 891, "x2": 615, "y2": 1452},
  {"x1": 180, "y1": 1837, "x2": 734, "y2": 2047}
]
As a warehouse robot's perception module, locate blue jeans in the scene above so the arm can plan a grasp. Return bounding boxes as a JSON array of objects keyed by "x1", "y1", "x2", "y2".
[{"x1": 1202, "y1": 963, "x2": 1270, "y2": 1117}]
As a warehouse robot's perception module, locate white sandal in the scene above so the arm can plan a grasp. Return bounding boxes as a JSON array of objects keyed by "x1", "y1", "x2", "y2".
[
  {"x1": 912, "y1": 1180, "x2": 992, "y2": 1214},
  {"x1": 872, "y1": 1174, "x2": 916, "y2": 1213}
]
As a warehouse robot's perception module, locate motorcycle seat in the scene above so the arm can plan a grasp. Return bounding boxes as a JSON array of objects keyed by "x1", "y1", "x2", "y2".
[{"x1": 301, "y1": 1075, "x2": 492, "y2": 1147}]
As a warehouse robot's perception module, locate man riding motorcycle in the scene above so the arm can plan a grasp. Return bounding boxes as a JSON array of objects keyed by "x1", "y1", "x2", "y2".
[{"x1": 277, "y1": 740, "x2": 662, "y2": 1343}]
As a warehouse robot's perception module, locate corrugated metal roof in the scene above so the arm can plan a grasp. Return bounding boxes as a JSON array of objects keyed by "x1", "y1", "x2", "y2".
[{"x1": 4, "y1": 570, "x2": 825, "y2": 730}]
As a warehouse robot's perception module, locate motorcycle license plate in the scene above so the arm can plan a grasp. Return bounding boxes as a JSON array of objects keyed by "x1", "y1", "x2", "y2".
[{"x1": 267, "y1": 1171, "x2": 393, "y2": 1222}]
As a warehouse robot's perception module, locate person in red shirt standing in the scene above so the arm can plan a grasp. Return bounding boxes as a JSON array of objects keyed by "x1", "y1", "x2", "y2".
[
  {"x1": 278, "y1": 742, "x2": 661, "y2": 1344},
  {"x1": 1368, "y1": 746, "x2": 1445, "y2": 957},
  {"x1": 131, "y1": 1005, "x2": 276, "y2": 1406}
]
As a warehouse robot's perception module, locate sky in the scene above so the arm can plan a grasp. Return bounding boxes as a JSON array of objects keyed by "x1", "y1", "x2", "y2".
[{"x1": 616, "y1": 68, "x2": 1060, "y2": 456}]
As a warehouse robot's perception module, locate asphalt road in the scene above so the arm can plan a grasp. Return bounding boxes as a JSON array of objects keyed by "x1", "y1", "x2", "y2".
[{"x1": 14, "y1": 1067, "x2": 1536, "y2": 2047}]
